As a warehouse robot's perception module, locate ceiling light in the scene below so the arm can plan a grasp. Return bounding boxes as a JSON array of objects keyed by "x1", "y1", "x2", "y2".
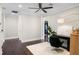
[
  {"x1": 18, "y1": 4, "x2": 23, "y2": 8},
  {"x1": 57, "y1": 18, "x2": 64, "y2": 24}
]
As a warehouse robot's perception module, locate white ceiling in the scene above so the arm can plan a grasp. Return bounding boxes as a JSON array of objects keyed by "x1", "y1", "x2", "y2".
[{"x1": 0, "y1": 3, "x2": 79, "y2": 16}]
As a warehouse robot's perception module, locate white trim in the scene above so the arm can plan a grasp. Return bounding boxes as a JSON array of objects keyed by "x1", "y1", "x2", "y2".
[
  {"x1": 5, "y1": 36, "x2": 19, "y2": 39},
  {"x1": 21, "y1": 38, "x2": 41, "y2": 43}
]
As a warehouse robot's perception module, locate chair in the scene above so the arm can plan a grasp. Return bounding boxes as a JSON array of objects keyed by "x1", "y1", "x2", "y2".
[
  {"x1": 49, "y1": 35, "x2": 63, "y2": 53},
  {"x1": 49, "y1": 35, "x2": 64, "y2": 52}
]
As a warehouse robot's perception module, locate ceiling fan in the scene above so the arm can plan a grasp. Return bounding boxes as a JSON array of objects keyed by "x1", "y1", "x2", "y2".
[{"x1": 29, "y1": 3, "x2": 53, "y2": 13}]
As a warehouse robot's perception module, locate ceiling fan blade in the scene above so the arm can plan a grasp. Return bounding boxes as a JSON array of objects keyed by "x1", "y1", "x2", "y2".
[
  {"x1": 42, "y1": 9, "x2": 47, "y2": 13},
  {"x1": 29, "y1": 7, "x2": 39, "y2": 9},
  {"x1": 43, "y1": 7, "x2": 53, "y2": 9},
  {"x1": 39, "y1": 3, "x2": 42, "y2": 8},
  {"x1": 35, "y1": 9, "x2": 40, "y2": 13}
]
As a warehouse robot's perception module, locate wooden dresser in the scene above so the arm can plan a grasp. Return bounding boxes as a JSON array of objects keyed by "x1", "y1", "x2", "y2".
[{"x1": 70, "y1": 29, "x2": 79, "y2": 55}]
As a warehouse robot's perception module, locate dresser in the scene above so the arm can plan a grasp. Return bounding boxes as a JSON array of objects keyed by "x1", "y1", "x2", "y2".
[{"x1": 70, "y1": 29, "x2": 79, "y2": 55}]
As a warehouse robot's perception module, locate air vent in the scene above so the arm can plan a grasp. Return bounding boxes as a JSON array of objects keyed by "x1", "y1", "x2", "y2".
[{"x1": 12, "y1": 10, "x2": 18, "y2": 13}]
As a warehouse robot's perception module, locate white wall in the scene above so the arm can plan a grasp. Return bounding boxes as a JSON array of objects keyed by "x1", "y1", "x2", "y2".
[
  {"x1": 5, "y1": 14, "x2": 18, "y2": 39},
  {"x1": 4, "y1": 14, "x2": 41, "y2": 42},
  {"x1": 44, "y1": 6, "x2": 79, "y2": 36},
  {"x1": 0, "y1": 6, "x2": 2, "y2": 31},
  {"x1": 18, "y1": 15, "x2": 41, "y2": 42},
  {"x1": 43, "y1": 16, "x2": 58, "y2": 32},
  {"x1": 57, "y1": 25, "x2": 72, "y2": 36},
  {"x1": 57, "y1": 7, "x2": 79, "y2": 36},
  {"x1": 0, "y1": 6, "x2": 4, "y2": 55}
]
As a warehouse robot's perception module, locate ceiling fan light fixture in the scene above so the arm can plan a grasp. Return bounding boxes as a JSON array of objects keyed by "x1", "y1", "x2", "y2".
[{"x1": 29, "y1": 3, "x2": 53, "y2": 13}]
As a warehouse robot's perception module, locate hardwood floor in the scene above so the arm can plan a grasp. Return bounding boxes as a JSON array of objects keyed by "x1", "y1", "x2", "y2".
[
  {"x1": 2, "y1": 38, "x2": 42, "y2": 55},
  {"x1": 22, "y1": 40, "x2": 42, "y2": 55}
]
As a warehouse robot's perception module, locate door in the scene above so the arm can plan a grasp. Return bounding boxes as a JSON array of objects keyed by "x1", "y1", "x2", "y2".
[{"x1": 44, "y1": 21, "x2": 48, "y2": 41}]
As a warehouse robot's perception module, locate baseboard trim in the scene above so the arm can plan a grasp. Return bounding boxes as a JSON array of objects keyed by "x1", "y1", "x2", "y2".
[
  {"x1": 21, "y1": 38, "x2": 41, "y2": 43},
  {"x1": 5, "y1": 36, "x2": 19, "y2": 40}
]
